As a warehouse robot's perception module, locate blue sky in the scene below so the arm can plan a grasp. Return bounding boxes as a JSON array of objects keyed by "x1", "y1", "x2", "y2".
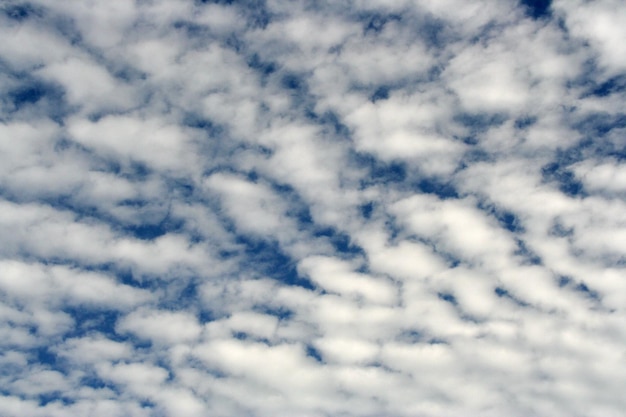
[{"x1": 1, "y1": 0, "x2": 626, "y2": 416}]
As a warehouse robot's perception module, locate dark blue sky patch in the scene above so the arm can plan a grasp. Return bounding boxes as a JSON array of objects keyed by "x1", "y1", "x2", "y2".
[
  {"x1": 556, "y1": 275, "x2": 573, "y2": 287},
  {"x1": 247, "y1": 53, "x2": 277, "y2": 78},
  {"x1": 78, "y1": 154, "x2": 152, "y2": 180},
  {"x1": 400, "y1": 235, "x2": 460, "y2": 268},
  {"x1": 520, "y1": 0, "x2": 552, "y2": 19},
  {"x1": 275, "y1": 71, "x2": 317, "y2": 113},
  {"x1": 9, "y1": 83, "x2": 47, "y2": 106},
  {"x1": 236, "y1": 235, "x2": 315, "y2": 290},
  {"x1": 114, "y1": 333, "x2": 153, "y2": 350},
  {"x1": 416, "y1": 17, "x2": 450, "y2": 50},
  {"x1": 514, "y1": 115, "x2": 538, "y2": 130},
  {"x1": 53, "y1": 137, "x2": 77, "y2": 153},
  {"x1": 556, "y1": 276, "x2": 603, "y2": 304},
  {"x1": 233, "y1": 332, "x2": 271, "y2": 345},
  {"x1": 3, "y1": 3, "x2": 42, "y2": 21},
  {"x1": 305, "y1": 344, "x2": 324, "y2": 363},
  {"x1": 37, "y1": 393, "x2": 74, "y2": 407},
  {"x1": 569, "y1": 137, "x2": 626, "y2": 162},
  {"x1": 6, "y1": 78, "x2": 68, "y2": 121},
  {"x1": 585, "y1": 74, "x2": 626, "y2": 98},
  {"x1": 495, "y1": 210, "x2": 524, "y2": 233},
  {"x1": 359, "y1": 12, "x2": 402, "y2": 35},
  {"x1": 172, "y1": 20, "x2": 210, "y2": 39},
  {"x1": 460, "y1": 135, "x2": 479, "y2": 146},
  {"x1": 125, "y1": 223, "x2": 169, "y2": 240},
  {"x1": 62, "y1": 307, "x2": 121, "y2": 340},
  {"x1": 253, "y1": 305, "x2": 293, "y2": 321},
  {"x1": 156, "y1": 279, "x2": 205, "y2": 312},
  {"x1": 79, "y1": 372, "x2": 122, "y2": 394},
  {"x1": 242, "y1": 0, "x2": 272, "y2": 29},
  {"x1": 223, "y1": 33, "x2": 245, "y2": 53},
  {"x1": 314, "y1": 227, "x2": 365, "y2": 257},
  {"x1": 233, "y1": 331, "x2": 250, "y2": 341},
  {"x1": 567, "y1": 57, "x2": 602, "y2": 91},
  {"x1": 168, "y1": 177, "x2": 195, "y2": 199},
  {"x1": 180, "y1": 281, "x2": 199, "y2": 303},
  {"x1": 306, "y1": 110, "x2": 351, "y2": 138},
  {"x1": 41, "y1": 7, "x2": 83, "y2": 46},
  {"x1": 478, "y1": 201, "x2": 524, "y2": 233},
  {"x1": 437, "y1": 292, "x2": 458, "y2": 306},
  {"x1": 575, "y1": 113, "x2": 626, "y2": 138},
  {"x1": 437, "y1": 291, "x2": 481, "y2": 323},
  {"x1": 243, "y1": 175, "x2": 315, "y2": 229},
  {"x1": 415, "y1": 177, "x2": 459, "y2": 199},
  {"x1": 494, "y1": 286, "x2": 530, "y2": 307},
  {"x1": 115, "y1": 197, "x2": 160, "y2": 214},
  {"x1": 35, "y1": 346, "x2": 59, "y2": 368},
  {"x1": 370, "y1": 86, "x2": 390, "y2": 102},
  {"x1": 574, "y1": 282, "x2": 602, "y2": 302},
  {"x1": 123, "y1": 160, "x2": 152, "y2": 179},
  {"x1": 541, "y1": 161, "x2": 585, "y2": 197},
  {"x1": 360, "y1": 202, "x2": 374, "y2": 220},
  {"x1": 197, "y1": 0, "x2": 271, "y2": 29},
  {"x1": 550, "y1": 140, "x2": 590, "y2": 167},
  {"x1": 55, "y1": 195, "x2": 175, "y2": 242},
  {"x1": 384, "y1": 215, "x2": 404, "y2": 243},
  {"x1": 396, "y1": 329, "x2": 423, "y2": 343},
  {"x1": 454, "y1": 112, "x2": 508, "y2": 137},
  {"x1": 359, "y1": 157, "x2": 407, "y2": 186},
  {"x1": 454, "y1": 112, "x2": 507, "y2": 129},
  {"x1": 139, "y1": 399, "x2": 157, "y2": 410},
  {"x1": 198, "y1": 309, "x2": 217, "y2": 324},
  {"x1": 441, "y1": 252, "x2": 461, "y2": 268},
  {"x1": 396, "y1": 329, "x2": 448, "y2": 345},
  {"x1": 514, "y1": 238, "x2": 542, "y2": 265},
  {"x1": 453, "y1": 112, "x2": 507, "y2": 149},
  {"x1": 457, "y1": 149, "x2": 493, "y2": 172},
  {"x1": 111, "y1": 64, "x2": 147, "y2": 83},
  {"x1": 246, "y1": 170, "x2": 260, "y2": 183},
  {"x1": 549, "y1": 219, "x2": 574, "y2": 238},
  {"x1": 281, "y1": 73, "x2": 305, "y2": 91},
  {"x1": 292, "y1": 204, "x2": 314, "y2": 228},
  {"x1": 609, "y1": 144, "x2": 626, "y2": 162}
]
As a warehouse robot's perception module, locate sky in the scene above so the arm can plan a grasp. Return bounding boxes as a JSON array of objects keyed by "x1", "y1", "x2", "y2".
[{"x1": 1, "y1": 0, "x2": 626, "y2": 416}]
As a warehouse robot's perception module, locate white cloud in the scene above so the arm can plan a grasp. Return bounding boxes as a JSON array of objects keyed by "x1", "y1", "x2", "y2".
[
  {"x1": 116, "y1": 308, "x2": 202, "y2": 345},
  {"x1": 36, "y1": 56, "x2": 138, "y2": 114},
  {"x1": 574, "y1": 159, "x2": 626, "y2": 194},
  {"x1": 298, "y1": 255, "x2": 397, "y2": 304},
  {"x1": 391, "y1": 194, "x2": 517, "y2": 266},
  {"x1": 554, "y1": 0, "x2": 626, "y2": 75},
  {"x1": 68, "y1": 115, "x2": 198, "y2": 173},
  {"x1": 57, "y1": 335, "x2": 133, "y2": 364},
  {"x1": 204, "y1": 172, "x2": 292, "y2": 237}
]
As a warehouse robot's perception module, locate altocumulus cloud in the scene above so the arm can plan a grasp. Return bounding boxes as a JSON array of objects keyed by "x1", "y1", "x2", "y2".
[{"x1": 1, "y1": 0, "x2": 626, "y2": 416}]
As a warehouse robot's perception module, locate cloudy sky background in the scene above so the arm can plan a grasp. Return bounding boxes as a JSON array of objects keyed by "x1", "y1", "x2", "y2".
[{"x1": 1, "y1": 0, "x2": 626, "y2": 416}]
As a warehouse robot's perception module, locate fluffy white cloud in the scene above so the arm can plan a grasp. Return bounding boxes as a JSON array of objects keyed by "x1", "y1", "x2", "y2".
[{"x1": 117, "y1": 308, "x2": 202, "y2": 344}]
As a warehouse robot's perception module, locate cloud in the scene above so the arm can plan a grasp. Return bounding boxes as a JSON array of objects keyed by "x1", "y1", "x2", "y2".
[
  {"x1": 554, "y1": 0, "x2": 626, "y2": 76},
  {"x1": 1, "y1": 0, "x2": 625, "y2": 416},
  {"x1": 117, "y1": 308, "x2": 202, "y2": 345}
]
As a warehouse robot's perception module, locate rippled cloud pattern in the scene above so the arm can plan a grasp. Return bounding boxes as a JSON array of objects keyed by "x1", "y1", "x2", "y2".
[{"x1": 1, "y1": 1, "x2": 626, "y2": 416}]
